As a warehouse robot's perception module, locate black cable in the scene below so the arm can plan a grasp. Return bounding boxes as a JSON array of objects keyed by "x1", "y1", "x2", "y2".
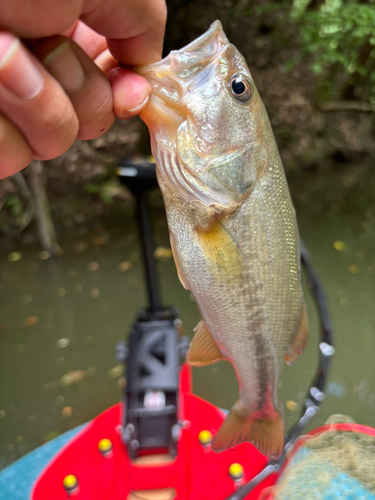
[
  {"x1": 225, "y1": 242, "x2": 335, "y2": 500},
  {"x1": 135, "y1": 191, "x2": 162, "y2": 314}
]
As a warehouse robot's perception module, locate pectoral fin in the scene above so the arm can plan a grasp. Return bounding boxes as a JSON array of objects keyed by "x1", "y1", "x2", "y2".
[
  {"x1": 285, "y1": 303, "x2": 309, "y2": 365},
  {"x1": 195, "y1": 219, "x2": 244, "y2": 280},
  {"x1": 186, "y1": 320, "x2": 224, "y2": 366}
]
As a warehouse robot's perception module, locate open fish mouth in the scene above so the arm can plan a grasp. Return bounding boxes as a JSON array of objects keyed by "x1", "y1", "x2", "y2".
[{"x1": 136, "y1": 21, "x2": 229, "y2": 109}]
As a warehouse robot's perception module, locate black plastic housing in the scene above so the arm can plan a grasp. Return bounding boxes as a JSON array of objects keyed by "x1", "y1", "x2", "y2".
[{"x1": 123, "y1": 308, "x2": 181, "y2": 458}]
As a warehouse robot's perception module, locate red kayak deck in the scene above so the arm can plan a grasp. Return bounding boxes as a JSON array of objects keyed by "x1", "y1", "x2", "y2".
[{"x1": 32, "y1": 364, "x2": 277, "y2": 500}]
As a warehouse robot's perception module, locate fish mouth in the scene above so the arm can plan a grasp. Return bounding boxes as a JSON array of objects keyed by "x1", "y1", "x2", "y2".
[
  {"x1": 136, "y1": 21, "x2": 229, "y2": 113},
  {"x1": 137, "y1": 20, "x2": 227, "y2": 79}
]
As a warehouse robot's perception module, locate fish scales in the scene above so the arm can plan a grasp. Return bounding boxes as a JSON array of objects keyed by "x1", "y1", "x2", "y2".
[{"x1": 138, "y1": 21, "x2": 308, "y2": 458}]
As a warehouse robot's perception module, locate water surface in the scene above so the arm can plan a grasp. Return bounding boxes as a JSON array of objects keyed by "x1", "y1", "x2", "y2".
[{"x1": 1, "y1": 162, "x2": 374, "y2": 469}]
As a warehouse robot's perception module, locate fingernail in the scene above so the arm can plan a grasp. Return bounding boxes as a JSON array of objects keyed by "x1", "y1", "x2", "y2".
[
  {"x1": 0, "y1": 33, "x2": 44, "y2": 99},
  {"x1": 44, "y1": 41, "x2": 85, "y2": 93},
  {"x1": 127, "y1": 95, "x2": 149, "y2": 113}
]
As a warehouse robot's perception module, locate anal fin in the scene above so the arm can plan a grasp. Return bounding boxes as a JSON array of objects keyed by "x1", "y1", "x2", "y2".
[
  {"x1": 211, "y1": 405, "x2": 284, "y2": 459},
  {"x1": 186, "y1": 320, "x2": 224, "y2": 366},
  {"x1": 285, "y1": 302, "x2": 309, "y2": 365}
]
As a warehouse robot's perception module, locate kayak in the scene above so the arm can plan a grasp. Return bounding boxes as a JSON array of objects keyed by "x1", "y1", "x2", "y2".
[
  {"x1": 2, "y1": 363, "x2": 374, "y2": 500},
  {"x1": 1, "y1": 363, "x2": 277, "y2": 500}
]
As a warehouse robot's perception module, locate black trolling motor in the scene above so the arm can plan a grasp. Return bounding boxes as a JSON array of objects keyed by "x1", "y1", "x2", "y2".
[{"x1": 115, "y1": 157, "x2": 189, "y2": 460}]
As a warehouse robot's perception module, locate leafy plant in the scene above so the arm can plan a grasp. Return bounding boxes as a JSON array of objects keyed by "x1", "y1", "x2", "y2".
[
  {"x1": 4, "y1": 194, "x2": 23, "y2": 216},
  {"x1": 292, "y1": 0, "x2": 375, "y2": 103},
  {"x1": 84, "y1": 180, "x2": 124, "y2": 205},
  {"x1": 244, "y1": 0, "x2": 375, "y2": 104}
]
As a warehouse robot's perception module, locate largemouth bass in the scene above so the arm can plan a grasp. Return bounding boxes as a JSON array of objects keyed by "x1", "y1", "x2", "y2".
[{"x1": 138, "y1": 21, "x2": 308, "y2": 458}]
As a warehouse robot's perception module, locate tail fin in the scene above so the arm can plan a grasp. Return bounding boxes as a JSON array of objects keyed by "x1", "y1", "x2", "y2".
[{"x1": 211, "y1": 407, "x2": 284, "y2": 458}]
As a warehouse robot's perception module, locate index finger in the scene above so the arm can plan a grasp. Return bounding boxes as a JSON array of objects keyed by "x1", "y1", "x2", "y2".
[
  {"x1": 0, "y1": 0, "x2": 167, "y2": 64},
  {"x1": 81, "y1": 0, "x2": 166, "y2": 65}
]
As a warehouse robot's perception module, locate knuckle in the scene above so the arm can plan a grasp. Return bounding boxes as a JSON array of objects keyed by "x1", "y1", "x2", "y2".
[
  {"x1": 35, "y1": 102, "x2": 79, "y2": 159},
  {"x1": 77, "y1": 94, "x2": 114, "y2": 140},
  {"x1": 147, "y1": 0, "x2": 167, "y2": 33}
]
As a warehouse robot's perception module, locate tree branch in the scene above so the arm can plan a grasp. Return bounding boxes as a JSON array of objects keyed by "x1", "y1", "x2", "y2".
[
  {"x1": 318, "y1": 100, "x2": 375, "y2": 113},
  {"x1": 28, "y1": 160, "x2": 61, "y2": 256}
]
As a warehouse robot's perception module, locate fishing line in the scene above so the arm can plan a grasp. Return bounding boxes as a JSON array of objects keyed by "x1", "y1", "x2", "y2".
[{"x1": 224, "y1": 242, "x2": 335, "y2": 500}]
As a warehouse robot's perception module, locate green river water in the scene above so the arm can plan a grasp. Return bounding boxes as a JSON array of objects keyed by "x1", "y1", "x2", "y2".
[{"x1": 1, "y1": 161, "x2": 374, "y2": 469}]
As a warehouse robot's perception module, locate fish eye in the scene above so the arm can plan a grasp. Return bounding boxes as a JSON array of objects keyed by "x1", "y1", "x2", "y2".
[{"x1": 228, "y1": 74, "x2": 253, "y2": 102}]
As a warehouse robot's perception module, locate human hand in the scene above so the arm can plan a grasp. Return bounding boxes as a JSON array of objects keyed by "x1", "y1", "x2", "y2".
[{"x1": 0, "y1": 0, "x2": 166, "y2": 178}]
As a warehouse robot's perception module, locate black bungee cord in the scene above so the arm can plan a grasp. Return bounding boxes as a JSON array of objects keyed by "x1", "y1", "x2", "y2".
[{"x1": 225, "y1": 242, "x2": 335, "y2": 500}]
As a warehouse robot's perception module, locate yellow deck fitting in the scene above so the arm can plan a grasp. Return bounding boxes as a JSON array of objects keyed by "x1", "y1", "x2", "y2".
[
  {"x1": 63, "y1": 474, "x2": 78, "y2": 493},
  {"x1": 98, "y1": 438, "x2": 113, "y2": 455},
  {"x1": 198, "y1": 430, "x2": 212, "y2": 446},
  {"x1": 228, "y1": 463, "x2": 244, "y2": 481}
]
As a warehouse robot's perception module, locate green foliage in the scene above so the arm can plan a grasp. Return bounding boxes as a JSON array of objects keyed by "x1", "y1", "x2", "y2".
[
  {"x1": 84, "y1": 180, "x2": 124, "y2": 205},
  {"x1": 4, "y1": 194, "x2": 23, "y2": 216},
  {"x1": 84, "y1": 182, "x2": 113, "y2": 204},
  {"x1": 292, "y1": 0, "x2": 375, "y2": 102},
  {"x1": 85, "y1": 183, "x2": 101, "y2": 194}
]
